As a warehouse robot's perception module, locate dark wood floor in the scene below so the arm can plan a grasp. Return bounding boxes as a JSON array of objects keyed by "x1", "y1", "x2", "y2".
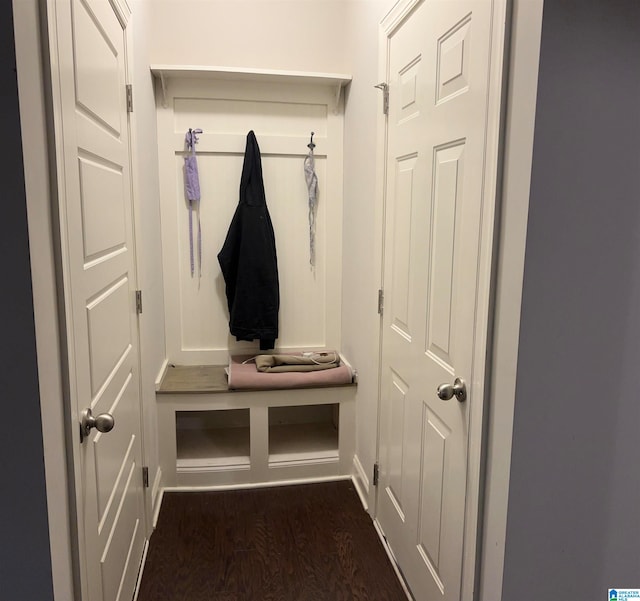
[{"x1": 137, "y1": 480, "x2": 408, "y2": 601}]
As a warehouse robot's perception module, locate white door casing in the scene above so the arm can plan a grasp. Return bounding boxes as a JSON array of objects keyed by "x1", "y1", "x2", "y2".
[
  {"x1": 376, "y1": 1, "x2": 506, "y2": 600},
  {"x1": 47, "y1": 0, "x2": 146, "y2": 600}
]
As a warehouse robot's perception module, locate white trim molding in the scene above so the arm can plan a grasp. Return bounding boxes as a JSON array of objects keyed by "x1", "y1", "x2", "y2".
[
  {"x1": 352, "y1": 455, "x2": 370, "y2": 511},
  {"x1": 380, "y1": 0, "x2": 423, "y2": 36},
  {"x1": 372, "y1": 519, "x2": 414, "y2": 600},
  {"x1": 14, "y1": 1, "x2": 76, "y2": 599},
  {"x1": 479, "y1": 1, "x2": 544, "y2": 599},
  {"x1": 155, "y1": 358, "x2": 169, "y2": 391},
  {"x1": 151, "y1": 467, "x2": 163, "y2": 525},
  {"x1": 110, "y1": 0, "x2": 132, "y2": 27}
]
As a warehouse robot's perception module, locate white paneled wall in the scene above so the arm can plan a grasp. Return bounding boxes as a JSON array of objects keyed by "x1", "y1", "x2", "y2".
[{"x1": 156, "y1": 75, "x2": 347, "y2": 364}]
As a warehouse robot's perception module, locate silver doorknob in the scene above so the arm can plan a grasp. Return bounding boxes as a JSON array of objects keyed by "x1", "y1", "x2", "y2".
[
  {"x1": 80, "y1": 408, "x2": 115, "y2": 442},
  {"x1": 436, "y1": 377, "x2": 467, "y2": 402}
]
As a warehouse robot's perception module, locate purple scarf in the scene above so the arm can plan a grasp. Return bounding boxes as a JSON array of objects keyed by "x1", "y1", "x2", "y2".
[{"x1": 185, "y1": 129, "x2": 202, "y2": 277}]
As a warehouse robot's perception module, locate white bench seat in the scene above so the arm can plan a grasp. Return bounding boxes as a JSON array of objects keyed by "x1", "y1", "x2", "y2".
[{"x1": 156, "y1": 365, "x2": 356, "y2": 489}]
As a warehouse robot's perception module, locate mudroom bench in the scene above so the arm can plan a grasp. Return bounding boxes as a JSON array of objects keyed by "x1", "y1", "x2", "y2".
[{"x1": 156, "y1": 364, "x2": 357, "y2": 488}]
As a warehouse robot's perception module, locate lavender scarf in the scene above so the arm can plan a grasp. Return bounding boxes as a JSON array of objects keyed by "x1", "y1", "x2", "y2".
[{"x1": 185, "y1": 128, "x2": 202, "y2": 277}]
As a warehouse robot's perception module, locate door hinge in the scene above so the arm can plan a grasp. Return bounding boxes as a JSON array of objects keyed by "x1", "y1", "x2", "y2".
[
  {"x1": 142, "y1": 466, "x2": 149, "y2": 488},
  {"x1": 373, "y1": 462, "x2": 380, "y2": 486},
  {"x1": 377, "y1": 289, "x2": 384, "y2": 315},
  {"x1": 374, "y1": 82, "x2": 389, "y2": 116},
  {"x1": 135, "y1": 290, "x2": 143, "y2": 314},
  {"x1": 126, "y1": 84, "x2": 133, "y2": 113}
]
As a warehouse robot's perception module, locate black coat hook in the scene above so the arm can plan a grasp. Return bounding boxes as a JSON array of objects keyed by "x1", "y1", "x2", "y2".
[
  {"x1": 307, "y1": 131, "x2": 316, "y2": 150},
  {"x1": 186, "y1": 128, "x2": 203, "y2": 149}
]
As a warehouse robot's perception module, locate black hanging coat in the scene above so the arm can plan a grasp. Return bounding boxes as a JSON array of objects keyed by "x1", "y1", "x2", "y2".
[{"x1": 217, "y1": 131, "x2": 279, "y2": 350}]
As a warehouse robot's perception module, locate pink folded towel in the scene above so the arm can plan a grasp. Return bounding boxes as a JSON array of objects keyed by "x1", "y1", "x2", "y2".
[{"x1": 228, "y1": 353, "x2": 353, "y2": 390}]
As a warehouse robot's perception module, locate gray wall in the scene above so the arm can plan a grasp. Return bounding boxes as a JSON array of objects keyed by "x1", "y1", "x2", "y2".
[
  {"x1": 503, "y1": 1, "x2": 640, "y2": 598},
  {"x1": 0, "y1": 5, "x2": 54, "y2": 601}
]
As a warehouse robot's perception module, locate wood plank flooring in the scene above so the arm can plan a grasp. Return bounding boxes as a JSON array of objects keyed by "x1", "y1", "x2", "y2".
[{"x1": 137, "y1": 480, "x2": 408, "y2": 601}]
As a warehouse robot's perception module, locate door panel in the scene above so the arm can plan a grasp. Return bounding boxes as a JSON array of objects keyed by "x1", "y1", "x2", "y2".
[
  {"x1": 94, "y1": 372, "x2": 135, "y2": 525},
  {"x1": 436, "y1": 16, "x2": 471, "y2": 103},
  {"x1": 387, "y1": 369, "x2": 410, "y2": 519},
  {"x1": 419, "y1": 405, "x2": 449, "y2": 570},
  {"x1": 391, "y1": 155, "x2": 418, "y2": 338},
  {"x1": 427, "y1": 142, "x2": 464, "y2": 368},
  {"x1": 78, "y1": 156, "x2": 127, "y2": 261},
  {"x1": 51, "y1": 0, "x2": 145, "y2": 599},
  {"x1": 377, "y1": 1, "x2": 500, "y2": 599},
  {"x1": 86, "y1": 278, "x2": 131, "y2": 397},
  {"x1": 73, "y1": 0, "x2": 123, "y2": 135}
]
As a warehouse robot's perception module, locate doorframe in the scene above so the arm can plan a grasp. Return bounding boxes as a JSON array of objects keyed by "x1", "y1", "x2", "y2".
[
  {"x1": 14, "y1": 0, "x2": 148, "y2": 599},
  {"x1": 12, "y1": 0, "x2": 76, "y2": 598},
  {"x1": 372, "y1": 0, "x2": 521, "y2": 599},
  {"x1": 477, "y1": 1, "x2": 544, "y2": 599}
]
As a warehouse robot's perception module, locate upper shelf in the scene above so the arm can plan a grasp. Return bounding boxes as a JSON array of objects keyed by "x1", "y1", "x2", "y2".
[
  {"x1": 150, "y1": 65, "x2": 352, "y2": 111},
  {"x1": 151, "y1": 64, "x2": 351, "y2": 86}
]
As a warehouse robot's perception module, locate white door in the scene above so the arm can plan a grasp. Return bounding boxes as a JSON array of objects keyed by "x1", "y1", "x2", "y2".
[
  {"x1": 377, "y1": 1, "x2": 504, "y2": 599},
  {"x1": 48, "y1": 0, "x2": 146, "y2": 600}
]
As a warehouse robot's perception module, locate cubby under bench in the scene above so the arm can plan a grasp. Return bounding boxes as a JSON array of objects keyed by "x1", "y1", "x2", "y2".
[{"x1": 157, "y1": 365, "x2": 357, "y2": 488}]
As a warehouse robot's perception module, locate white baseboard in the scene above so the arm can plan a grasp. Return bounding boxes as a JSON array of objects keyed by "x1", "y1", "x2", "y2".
[
  {"x1": 151, "y1": 466, "x2": 163, "y2": 527},
  {"x1": 132, "y1": 538, "x2": 150, "y2": 601},
  {"x1": 373, "y1": 518, "x2": 414, "y2": 600},
  {"x1": 162, "y1": 474, "x2": 352, "y2": 494},
  {"x1": 352, "y1": 454, "x2": 370, "y2": 511},
  {"x1": 152, "y1": 487, "x2": 164, "y2": 528},
  {"x1": 154, "y1": 358, "x2": 169, "y2": 391}
]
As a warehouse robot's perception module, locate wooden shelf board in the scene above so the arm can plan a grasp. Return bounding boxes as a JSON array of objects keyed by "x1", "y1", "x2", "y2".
[{"x1": 159, "y1": 365, "x2": 229, "y2": 393}]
